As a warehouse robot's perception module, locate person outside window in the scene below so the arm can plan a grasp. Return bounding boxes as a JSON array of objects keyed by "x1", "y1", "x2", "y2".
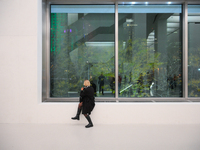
[{"x1": 71, "y1": 80, "x2": 95, "y2": 128}]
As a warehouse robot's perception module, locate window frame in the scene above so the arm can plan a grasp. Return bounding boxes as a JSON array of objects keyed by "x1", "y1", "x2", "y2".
[{"x1": 42, "y1": 0, "x2": 200, "y2": 102}]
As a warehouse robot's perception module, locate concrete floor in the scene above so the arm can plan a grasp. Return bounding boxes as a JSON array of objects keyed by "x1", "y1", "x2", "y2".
[{"x1": 0, "y1": 124, "x2": 200, "y2": 150}]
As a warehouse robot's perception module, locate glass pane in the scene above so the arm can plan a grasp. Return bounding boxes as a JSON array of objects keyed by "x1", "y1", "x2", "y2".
[
  {"x1": 118, "y1": 5, "x2": 182, "y2": 97},
  {"x1": 50, "y1": 5, "x2": 115, "y2": 97},
  {"x1": 188, "y1": 5, "x2": 200, "y2": 97}
]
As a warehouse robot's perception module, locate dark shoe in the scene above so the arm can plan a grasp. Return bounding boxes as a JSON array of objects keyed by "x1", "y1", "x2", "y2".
[
  {"x1": 71, "y1": 107, "x2": 81, "y2": 120},
  {"x1": 85, "y1": 115, "x2": 93, "y2": 128},
  {"x1": 71, "y1": 116, "x2": 80, "y2": 120},
  {"x1": 85, "y1": 123, "x2": 93, "y2": 128}
]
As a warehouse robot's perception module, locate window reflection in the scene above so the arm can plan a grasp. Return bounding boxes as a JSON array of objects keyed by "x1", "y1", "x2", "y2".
[
  {"x1": 188, "y1": 5, "x2": 200, "y2": 97},
  {"x1": 118, "y1": 5, "x2": 182, "y2": 97},
  {"x1": 49, "y1": 4, "x2": 183, "y2": 98},
  {"x1": 50, "y1": 5, "x2": 115, "y2": 97}
]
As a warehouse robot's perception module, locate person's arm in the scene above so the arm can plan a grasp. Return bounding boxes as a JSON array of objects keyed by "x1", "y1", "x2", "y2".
[{"x1": 80, "y1": 87, "x2": 87, "y2": 97}]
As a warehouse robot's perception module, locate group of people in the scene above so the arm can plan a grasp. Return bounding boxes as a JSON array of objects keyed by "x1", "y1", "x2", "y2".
[
  {"x1": 89, "y1": 73, "x2": 122, "y2": 96},
  {"x1": 71, "y1": 72, "x2": 155, "y2": 128},
  {"x1": 88, "y1": 72, "x2": 152, "y2": 97},
  {"x1": 71, "y1": 73, "x2": 179, "y2": 129}
]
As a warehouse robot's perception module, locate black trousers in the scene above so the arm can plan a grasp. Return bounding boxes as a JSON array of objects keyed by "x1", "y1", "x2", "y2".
[{"x1": 99, "y1": 84, "x2": 104, "y2": 94}]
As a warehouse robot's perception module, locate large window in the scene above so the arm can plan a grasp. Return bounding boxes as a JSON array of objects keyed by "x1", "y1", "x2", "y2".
[
  {"x1": 188, "y1": 5, "x2": 200, "y2": 97},
  {"x1": 118, "y1": 5, "x2": 182, "y2": 97},
  {"x1": 43, "y1": 2, "x2": 200, "y2": 102},
  {"x1": 50, "y1": 5, "x2": 115, "y2": 97}
]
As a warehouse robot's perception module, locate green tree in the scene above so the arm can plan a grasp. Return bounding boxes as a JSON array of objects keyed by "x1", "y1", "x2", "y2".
[{"x1": 188, "y1": 47, "x2": 200, "y2": 97}]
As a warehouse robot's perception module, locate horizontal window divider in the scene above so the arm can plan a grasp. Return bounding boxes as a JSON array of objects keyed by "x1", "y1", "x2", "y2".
[
  {"x1": 47, "y1": 0, "x2": 200, "y2": 5},
  {"x1": 43, "y1": 97, "x2": 199, "y2": 103},
  {"x1": 44, "y1": 97, "x2": 117, "y2": 102},
  {"x1": 47, "y1": 0, "x2": 115, "y2": 5},
  {"x1": 187, "y1": 98, "x2": 200, "y2": 102},
  {"x1": 118, "y1": 97, "x2": 188, "y2": 102}
]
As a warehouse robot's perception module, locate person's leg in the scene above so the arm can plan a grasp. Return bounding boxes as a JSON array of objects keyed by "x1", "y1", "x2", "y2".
[
  {"x1": 84, "y1": 114, "x2": 93, "y2": 128},
  {"x1": 71, "y1": 102, "x2": 82, "y2": 120},
  {"x1": 99, "y1": 85, "x2": 101, "y2": 94}
]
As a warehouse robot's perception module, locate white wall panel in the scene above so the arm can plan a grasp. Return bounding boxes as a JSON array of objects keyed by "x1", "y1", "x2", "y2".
[
  {"x1": 0, "y1": 35, "x2": 38, "y2": 123},
  {"x1": 0, "y1": 0, "x2": 200, "y2": 125},
  {"x1": 0, "y1": 0, "x2": 38, "y2": 123},
  {"x1": 35, "y1": 103, "x2": 200, "y2": 124},
  {"x1": 0, "y1": 0, "x2": 37, "y2": 36}
]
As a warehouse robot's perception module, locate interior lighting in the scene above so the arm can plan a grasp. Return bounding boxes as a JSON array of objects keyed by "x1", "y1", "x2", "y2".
[
  {"x1": 198, "y1": 68, "x2": 200, "y2": 71},
  {"x1": 85, "y1": 42, "x2": 114, "y2": 47},
  {"x1": 168, "y1": 2, "x2": 172, "y2": 4},
  {"x1": 145, "y1": 2, "x2": 148, "y2": 5},
  {"x1": 132, "y1": 2, "x2": 136, "y2": 4}
]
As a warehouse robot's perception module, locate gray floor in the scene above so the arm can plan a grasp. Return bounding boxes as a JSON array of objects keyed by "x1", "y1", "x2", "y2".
[{"x1": 0, "y1": 124, "x2": 200, "y2": 150}]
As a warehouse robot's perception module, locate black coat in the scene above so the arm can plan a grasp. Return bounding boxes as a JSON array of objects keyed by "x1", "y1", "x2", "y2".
[{"x1": 80, "y1": 86, "x2": 95, "y2": 115}]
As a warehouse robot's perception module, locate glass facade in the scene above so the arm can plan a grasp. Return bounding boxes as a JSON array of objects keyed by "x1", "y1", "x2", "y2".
[
  {"x1": 188, "y1": 5, "x2": 200, "y2": 97},
  {"x1": 118, "y1": 5, "x2": 182, "y2": 97},
  {"x1": 50, "y1": 5, "x2": 115, "y2": 97},
  {"x1": 44, "y1": 2, "x2": 200, "y2": 102}
]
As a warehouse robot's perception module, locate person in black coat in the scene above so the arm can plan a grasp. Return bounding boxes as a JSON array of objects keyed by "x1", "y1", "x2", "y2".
[{"x1": 71, "y1": 80, "x2": 95, "y2": 128}]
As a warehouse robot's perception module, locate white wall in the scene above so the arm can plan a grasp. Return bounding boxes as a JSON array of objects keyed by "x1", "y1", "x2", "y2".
[
  {"x1": 0, "y1": 0, "x2": 38, "y2": 123},
  {"x1": 0, "y1": 0, "x2": 200, "y2": 125}
]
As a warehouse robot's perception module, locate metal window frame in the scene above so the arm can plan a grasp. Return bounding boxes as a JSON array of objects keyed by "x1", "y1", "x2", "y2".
[
  {"x1": 187, "y1": 2, "x2": 200, "y2": 101},
  {"x1": 183, "y1": 2, "x2": 188, "y2": 100},
  {"x1": 42, "y1": 0, "x2": 200, "y2": 102}
]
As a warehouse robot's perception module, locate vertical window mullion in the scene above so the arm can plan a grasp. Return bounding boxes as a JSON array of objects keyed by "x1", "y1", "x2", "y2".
[
  {"x1": 115, "y1": 2, "x2": 119, "y2": 99},
  {"x1": 47, "y1": 3, "x2": 51, "y2": 99},
  {"x1": 183, "y1": 2, "x2": 188, "y2": 99}
]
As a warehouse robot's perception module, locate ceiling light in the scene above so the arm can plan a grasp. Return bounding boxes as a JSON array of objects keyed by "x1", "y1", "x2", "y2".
[
  {"x1": 168, "y1": 2, "x2": 172, "y2": 4},
  {"x1": 85, "y1": 42, "x2": 114, "y2": 47}
]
